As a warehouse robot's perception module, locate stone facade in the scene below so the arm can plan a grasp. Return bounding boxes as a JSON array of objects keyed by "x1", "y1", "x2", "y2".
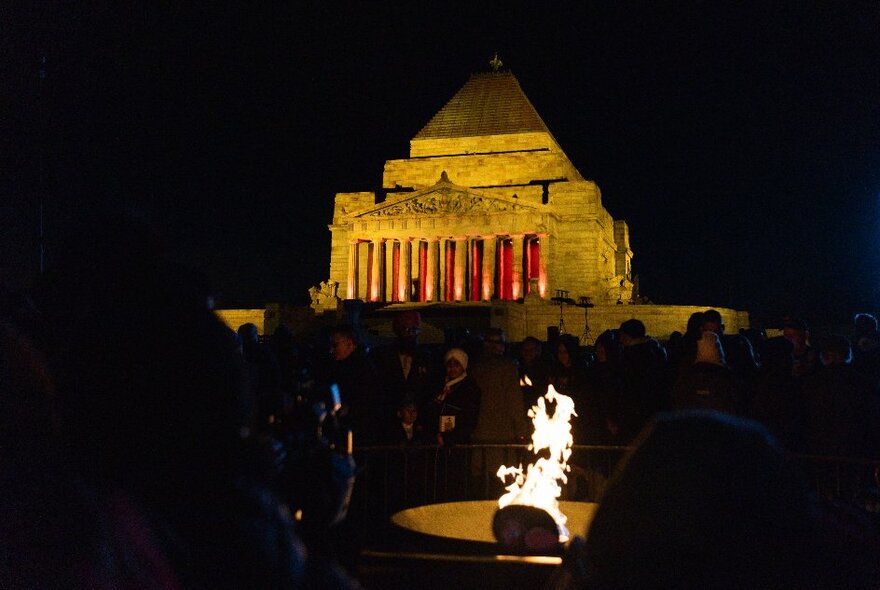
[{"x1": 324, "y1": 72, "x2": 633, "y2": 307}]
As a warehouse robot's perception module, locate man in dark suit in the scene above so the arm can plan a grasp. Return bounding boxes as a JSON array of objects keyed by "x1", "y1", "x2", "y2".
[{"x1": 368, "y1": 310, "x2": 441, "y2": 434}]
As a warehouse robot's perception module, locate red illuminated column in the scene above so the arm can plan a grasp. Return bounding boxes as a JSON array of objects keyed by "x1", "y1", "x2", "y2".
[
  {"x1": 425, "y1": 239, "x2": 437, "y2": 301},
  {"x1": 469, "y1": 239, "x2": 482, "y2": 301},
  {"x1": 499, "y1": 238, "x2": 512, "y2": 300},
  {"x1": 391, "y1": 240, "x2": 400, "y2": 302},
  {"x1": 402, "y1": 239, "x2": 413, "y2": 302},
  {"x1": 438, "y1": 238, "x2": 448, "y2": 301},
  {"x1": 537, "y1": 233, "x2": 548, "y2": 298},
  {"x1": 373, "y1": 240, "x2": 386, "y2": 302},
  {"x1": 525, "y1": 235, "x2": 541, "y2": 295},
  {"x1": 416, "y1": 240, "x2": 431, "y2": 301},
  {"x1": 445, "y1": 239, "x2": 456, "y2": 301}
]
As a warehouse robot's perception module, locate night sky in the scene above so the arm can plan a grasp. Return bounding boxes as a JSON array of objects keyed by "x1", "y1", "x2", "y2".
[{"x1": 5, "y1": 3, "x2": 880, "y2": 326}]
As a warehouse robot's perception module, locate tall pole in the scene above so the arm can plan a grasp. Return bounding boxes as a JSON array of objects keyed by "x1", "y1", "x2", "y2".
[{"x1": 38, "y1": 55, "x2": 47, "y2": 275}]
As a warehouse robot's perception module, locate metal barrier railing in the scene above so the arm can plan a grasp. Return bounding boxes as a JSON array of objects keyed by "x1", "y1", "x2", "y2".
[
  {"x1": 349, "y1": 444, "x2": 880, "y2": 530},
  {"x1": 790, "y1": 452, "x2": 880, "y2": 502},
  {"x1": 349, "y1": 444, "x2": 631, "y2": 528}
]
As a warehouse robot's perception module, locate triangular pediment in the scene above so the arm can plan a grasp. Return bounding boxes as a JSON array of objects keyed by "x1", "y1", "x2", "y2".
[{"x1": 355, "y1": 177, "x2": 539, "y2": 219}]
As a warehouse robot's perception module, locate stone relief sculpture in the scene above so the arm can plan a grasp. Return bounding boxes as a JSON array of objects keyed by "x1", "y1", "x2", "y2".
[
  {"x1": 363, "y1": 190, "x2": 529, "y2": 218},
  {"x1": 309, "y1": 279, "x2": 340, "y2": 312}
]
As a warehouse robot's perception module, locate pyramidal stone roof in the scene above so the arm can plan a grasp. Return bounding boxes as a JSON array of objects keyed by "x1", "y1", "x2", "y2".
[{"x1": 414, "y1": 72, "x2": 552, "y2": 139}]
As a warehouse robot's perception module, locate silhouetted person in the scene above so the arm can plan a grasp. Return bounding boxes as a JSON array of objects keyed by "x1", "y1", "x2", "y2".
[
  {"x1": 739, "y1": 327, "x2": 767, "y2": 366},
  {"x1": 423, "y1": 348, "x2": 481, "y2": 447},
  {"x1": 673, "y1": 331, "x2": 740, "y2": 415},
  {"x1": 548, "y1": 335, "x2": 590, "y2": 443},
  {"x1": 748, "y1": 336, "x2": 804, "y2": 451},
  {"x1": 422, "y1": 348, "x2": 481, "y2": 500},
  {"x1": 702, "y1": 309, "x2": 759, "y2": 394},
  {"x1": 383, "y1": 400, "x2": 432, "y2": 511},
  {"x1": 314, "y1": 325, "x2": 375, "y2": 444},
  {"x1": 35, "y1": 217, "x2": 308, "y2": 589},
  {"x1": 470, "y1": 329, "x2": 529, "y2": 497},
  {"x1": 851, "y1": 312, "x2": 880, "y2": 388},
  {"x1": 615, "y1": 319, "x2": 669, "y2": 442},
  {"x1": 700, "y1": 309, "x2": 724, "y2": 334},
  {"x1": 369, "y1": 310, "x2": 441, "y2": 429},
  {"x1": 385, "y1": 400, "x2": 431, "y2": 446},
  {"x1": 669, "y1": 311, "x2": 705, "y2": 370},
  {"x1": 1, "y1": 322, "x2": 185, "y2": 589},
  {"x1": 471, "y1": 328, "x2": 529, "y2": 444},
  {"x1": 270, "y1": 324, "x2": 306, "y2": 405},
  {"x1": 579, "y1": 412, "x2": 880, "y2": 590},
  {"x1": 853, "y1": 312, "x2": 880, "y2": 351},
  {"x1": 238, "y1": 322, "x2": 283, "y2": 432},
  {"x1": 518, "y1": 336, "x2": 551, "y2": 409},
  {"x1": 783, "y1": 316, "x2": 818, "y2": 378},
  {"x1": 549, "y1": 335, "x2": 589, "y2": 397},
  {"x1": 583, "y1": 329, "x2": 620, "y2": 443},
  {"x1": 801, "y1": 335, "x2": 880, "y2": 461}
]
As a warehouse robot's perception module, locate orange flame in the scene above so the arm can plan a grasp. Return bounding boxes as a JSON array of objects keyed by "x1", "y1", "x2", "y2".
[{"x1": 497, "y1": 384, "x2": 576, "y2": 542}]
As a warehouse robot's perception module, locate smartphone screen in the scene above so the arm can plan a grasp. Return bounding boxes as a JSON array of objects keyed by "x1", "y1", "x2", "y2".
[{"x1": 330, "y1": 383, "x2": 342, "y2": 413}]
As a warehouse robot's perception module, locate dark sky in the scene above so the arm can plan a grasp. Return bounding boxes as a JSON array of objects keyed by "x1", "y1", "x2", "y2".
[{"x1": 5, "y1": 3, "x2": 880, "y2": 325}]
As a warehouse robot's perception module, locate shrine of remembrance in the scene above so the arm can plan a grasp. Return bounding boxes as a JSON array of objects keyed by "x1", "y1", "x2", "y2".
[
  {"x1": 313, "y1": 67, "x2": 748, "y2": 341},
  {"x1": 329, "y1": 70, "x2": 632, "y2": 306}
]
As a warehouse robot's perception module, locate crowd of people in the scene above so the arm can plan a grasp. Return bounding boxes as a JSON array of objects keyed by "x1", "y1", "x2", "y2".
[
  {"x1": 3, "y1": 218, "x2": 880, "y2": 588},
  {"x1": 303, "y1": 308, "x2": 880, "y2": 468},
  {"x1": 0, "y1": 221, "x2": 360, "y2": 589}
]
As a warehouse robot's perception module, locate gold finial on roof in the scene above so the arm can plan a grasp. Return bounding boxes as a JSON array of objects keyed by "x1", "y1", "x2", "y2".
[{"x1": 489, "y1": 52, "x2": 503, "y2": 72}]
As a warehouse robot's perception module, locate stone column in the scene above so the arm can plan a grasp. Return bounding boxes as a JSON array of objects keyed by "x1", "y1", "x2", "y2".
[
  {"x1": 511, "y1": 234, "x2": 524, "y2": 300},
  {"x1": 426, "y1": 238, "x2": 438, "y2": 301},
  {"x1": 347, "y1": 241, "x2": 358, "y2": 299},
  {"x1": 371, "y1": 239, "x2": 383, "y2": 302},
  {"x1": 403, "y1": 239, "x2": 413, "y2": 302},
  {"x1": 357, "y1": 241, "x2": 369, "y2": 301},
  {"x1": 537, "y1": 233, "x2": 549, "y2": 299},
  {"x1": 383, "y1": 239, "x2": 395, "y2": 302},
  {"x1": 482, "y1": 235, "x2": 496, "y2": 301}
]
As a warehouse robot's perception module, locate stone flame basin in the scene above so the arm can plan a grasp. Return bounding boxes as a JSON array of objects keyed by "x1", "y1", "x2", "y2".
[
  {"x1": 359, "y1": 501, "x2": 599, "y2": 588},
  {"x1": 391, "y1": 500, "x2": 598, "y2": 549}
]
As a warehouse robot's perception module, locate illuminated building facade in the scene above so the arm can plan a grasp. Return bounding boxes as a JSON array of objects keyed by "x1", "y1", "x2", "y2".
[{"x1": 327, "y1": 70, "x2": 634, "y2": 306}]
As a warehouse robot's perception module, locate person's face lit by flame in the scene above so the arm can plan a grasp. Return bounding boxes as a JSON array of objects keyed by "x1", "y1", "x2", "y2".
[
  {"x1": 445, "y1": 357, "x2": 464, "y2": 381},
  {"x1": 557, "y1": 342, "x2": 571, "y2": 368},
  {"x1": 330, "y1": 333, "x2": 356, "y2": 361},
  {"x1": 521, "y1": 340, "x2": 541, "y2": 365}
]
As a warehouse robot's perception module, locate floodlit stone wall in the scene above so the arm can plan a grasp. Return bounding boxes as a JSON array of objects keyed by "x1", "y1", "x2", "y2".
[
  {"x1": 215, "y1": 309, "x2": 265, "y2": 335},
  {"x1": 408, "y1": 132, "x2": 562, "y2": 159},
  {"x1": 497, "y1": 301, "x2": 750, "y2": 344},
  {"x1": 384, "y1": 144, "x2": 582, "y2": 190},
  {"x1": 217, "y1": 301, "x2": 749, "y2": 347}
]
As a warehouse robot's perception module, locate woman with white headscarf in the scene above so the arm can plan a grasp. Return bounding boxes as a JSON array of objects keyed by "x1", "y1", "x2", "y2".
[{"x1": 422, "y1": 348, "x2": 481, "y2": 447}]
